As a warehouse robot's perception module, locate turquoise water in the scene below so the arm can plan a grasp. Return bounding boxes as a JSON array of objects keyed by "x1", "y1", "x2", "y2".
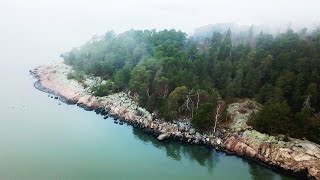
[{"x1": 0, "y1": 63, "x2": 297, "y2": 180}]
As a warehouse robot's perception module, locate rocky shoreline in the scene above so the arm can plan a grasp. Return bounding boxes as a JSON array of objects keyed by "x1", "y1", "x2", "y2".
[{"x1": 31, "y1": 63, "x2": 320, "y2": 180}]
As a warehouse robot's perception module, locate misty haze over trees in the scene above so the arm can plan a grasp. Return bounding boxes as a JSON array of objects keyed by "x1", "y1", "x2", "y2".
[{"x1": 61, "y1": 24, "x2": 320, "y2": 143}]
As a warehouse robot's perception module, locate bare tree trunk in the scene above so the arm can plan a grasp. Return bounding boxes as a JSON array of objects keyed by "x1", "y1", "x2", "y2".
[
  {"x1": 213, "y1": 100, "x2": 225, "y2": 134},
  {"x1": 158, "y1": 84, "x2": 169, "y2": 98},
  {"x1": 179, "y1": 90, "x2": 195, "y2": 118},
  {"x1": 164, "y1": 84, "x2": 168, "y2": 97},
  {"x1": 196, "y1": 91, "x2": 200, "y2": 109},
  {"x1": 146, "y1": 87, "x2": 150, "y2": 97},
  {"x1": 133, "y1": 93, "x2": 139, "y2": 103},
  {"x1": 303, "y1": 94, "x2": 313, "y2": 111},
  {"x1": 191, "y1": 108, "x2": 194, "y2": 117}
]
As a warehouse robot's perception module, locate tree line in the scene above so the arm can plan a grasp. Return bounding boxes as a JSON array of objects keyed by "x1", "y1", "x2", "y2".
[{"x1": 62, "y1": 27, "x2": 320, "y2": 143}]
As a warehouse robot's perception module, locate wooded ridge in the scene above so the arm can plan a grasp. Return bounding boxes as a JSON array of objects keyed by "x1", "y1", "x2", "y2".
[{"x1": 61, "y1": 27, "x2": 320, "y2": 144}]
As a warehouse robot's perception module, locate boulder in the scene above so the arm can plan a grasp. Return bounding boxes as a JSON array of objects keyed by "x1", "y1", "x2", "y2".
[
  {"x1": 178, "y1": 123, "x2": 187, "y2": 132},
  {"x1": 216, "y1": 138, "x2": 222, "y2": 145},
  {"x1": 195, "y1": 132, "x2": 201, "y2": 138},
  {"x1": 157, "y1": 133, "x2": 170, "y2": 141}
]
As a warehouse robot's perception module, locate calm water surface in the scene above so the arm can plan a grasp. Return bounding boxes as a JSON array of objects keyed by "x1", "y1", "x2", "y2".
[{"x1": 0, "y1": 62, "x2": 297, "y2": 180}]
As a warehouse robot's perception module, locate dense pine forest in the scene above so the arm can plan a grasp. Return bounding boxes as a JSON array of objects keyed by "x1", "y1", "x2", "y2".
[{"x1": 62, "y1": 26, "x2": 320, "y2": 143}]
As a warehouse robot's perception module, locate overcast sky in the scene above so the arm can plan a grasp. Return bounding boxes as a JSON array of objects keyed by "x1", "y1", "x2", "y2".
[{"x1": 0, "y1": 0, "x2": 319, "y2": 66}]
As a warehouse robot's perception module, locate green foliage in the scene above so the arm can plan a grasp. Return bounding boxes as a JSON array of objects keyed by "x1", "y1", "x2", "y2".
[
  {"x1": 91, "y1": 80, "x2": 114, "y2": 97},
  {"x1": 293, "y1": 107, "x2": 320, "y2": 143},
  {"x1": 62, "y1": 28, "x2": 320, "y2": 143},
  {"x1": 192, "y1": 103, "x2": 215, "y2": 130},
  {"x1": 293, "y1": 107, "x2": 312, "y2": 137},
  {"x1": 166, "y1": 86, "x2": 188, "y2": 120},
  {"x1": 67, "y1": 71, "x2": 85, "y2": 83},
  {"x1": 113, "y1": 66, "x2": 131, "y2": 91},
  {"x1": 251, "y1": 100, "x2": 292, "y2": 135},
  {"x1": 308, "y1": 116, "x2": 320, "y2": 144},
  {"x1": 129, "y1": 66, "x2": 151, "y2": 98}
]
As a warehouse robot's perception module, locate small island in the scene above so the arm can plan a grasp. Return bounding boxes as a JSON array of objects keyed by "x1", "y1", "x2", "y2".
[{"x1": 32, "y1": 26, "x2": 320, "y2": 179}]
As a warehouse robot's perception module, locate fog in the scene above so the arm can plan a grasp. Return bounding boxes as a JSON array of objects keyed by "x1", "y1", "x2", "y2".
[{"x1": 0, "y1": 0, "x2": 319, "y2": 67}]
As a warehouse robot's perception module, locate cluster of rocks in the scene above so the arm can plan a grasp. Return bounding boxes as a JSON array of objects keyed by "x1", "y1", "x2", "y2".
[
  {"x1": 32, "y1": 65, "x2": 226, "y2": 149},
  {"x1": 224, "y1": 100, "x2": 320, "y2": 179},
  {"x1": 31, "y1": 64, "x2": 320, "y2": 179}
]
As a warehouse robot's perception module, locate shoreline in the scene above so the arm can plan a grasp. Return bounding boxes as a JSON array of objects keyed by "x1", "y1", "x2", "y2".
[{"x1": 31, "y1": 64, "x2": 320, "y2": 180}]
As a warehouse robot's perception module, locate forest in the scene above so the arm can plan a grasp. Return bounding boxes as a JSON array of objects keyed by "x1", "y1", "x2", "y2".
[{"x1": 61, "y1": 27, "x2": 320, "y2": 143}]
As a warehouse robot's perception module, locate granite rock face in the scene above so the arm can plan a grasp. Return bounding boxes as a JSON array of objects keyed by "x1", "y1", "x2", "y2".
[
  {"x1": 224, "y1": 133, "x2": 320, "y2": 179},
  {"x1": 225, "y1": 100, "x2": 320, "y2": 179}
]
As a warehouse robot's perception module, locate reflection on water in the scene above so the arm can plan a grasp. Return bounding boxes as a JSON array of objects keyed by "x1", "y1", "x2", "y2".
[
  {"x1": 248, "y1": 162, "x2": 297, "y2": 180},
  {"x1": 132, "y1": 128, "x2": 296, "y2": 180},
  {"x1": 249, "y1": 163, "x2": 278, "y2": 180},
  {"x1": 132, "y1": 128, "x2": 215, "y2": 170}
]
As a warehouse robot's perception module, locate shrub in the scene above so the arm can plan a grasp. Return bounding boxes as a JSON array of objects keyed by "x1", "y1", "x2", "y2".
[
  {"x1": 252, "y1": 100, "x2": 292, "y2": 135},
  {"x1": 91, "y1": 80, "x2": 114, "y2": 97},
  {"x1": 191, "y1": 103, "x2": 215, "y2": 130},
  {"x1": 67, "y1": 71, "x2": 85, "y2": 83}
]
